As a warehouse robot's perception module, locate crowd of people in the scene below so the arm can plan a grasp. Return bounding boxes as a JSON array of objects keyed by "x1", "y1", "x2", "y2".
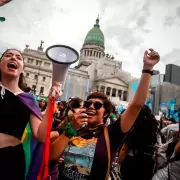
[{"x1": 0, "y1": 48, "x2": 180, "y2": 180}]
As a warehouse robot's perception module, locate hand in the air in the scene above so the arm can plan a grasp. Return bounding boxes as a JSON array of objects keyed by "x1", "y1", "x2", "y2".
[
  {"x1": 70, "y1": 109, "x2": 88, "y2": 130},
  {"x1": 143, "y1": 48, "x2": 160, "y2": 70}
]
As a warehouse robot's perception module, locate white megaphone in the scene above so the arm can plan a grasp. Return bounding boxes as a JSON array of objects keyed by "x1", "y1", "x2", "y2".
[{"x1": 45, "y1": 45, "x2": 79, "y2": 88}]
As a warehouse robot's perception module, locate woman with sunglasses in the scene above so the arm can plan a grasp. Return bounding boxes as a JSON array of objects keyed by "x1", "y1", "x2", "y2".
[{"x1": 50, "y1": 48, "x2": 160, "y2": 180}]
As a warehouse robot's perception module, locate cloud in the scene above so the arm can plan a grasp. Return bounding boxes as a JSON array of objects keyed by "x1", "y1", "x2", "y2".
[
  {"x1": 164, "y1": 16, "x2": 175, "y2": 27},
  {"x1": 136, "y1": 16, "x2": 147, "y2": 28},
  {"x1": 99, "y1": 0, "x2": 152, "y2": 53},
  {"x1": 104, "y1": 25, "x2": 144, "y2": 51},
  {"x1": 161, "y1": 48, "x2": 180, "y2": 65},
  {"x1": 0, "y1": 40, "x2": 20, "y2": 53},
  {"x1": 163, "y1": 6, "x2": 180, "y2": 27},
  {"x1": 0, "y1": 0, "x2": 180, "y2": 78},
  {"x1": 134, "y1": 1, "x2": 151, "y2": 30}
]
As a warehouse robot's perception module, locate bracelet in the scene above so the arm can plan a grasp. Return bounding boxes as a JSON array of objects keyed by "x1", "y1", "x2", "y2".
[
  {"x1": 142, "y1": 69, "x2": 153, "y2": 76},
  {"x1": 63, "y1": 122, "x2": 77, "y2": 138}
]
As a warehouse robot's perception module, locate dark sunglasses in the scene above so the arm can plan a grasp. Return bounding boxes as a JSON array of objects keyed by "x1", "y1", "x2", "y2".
[{"x1": 84, "y1": 101, "x2": 103, "y2": 110}]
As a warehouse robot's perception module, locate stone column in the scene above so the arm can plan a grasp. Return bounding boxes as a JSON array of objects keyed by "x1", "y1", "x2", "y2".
[
  {"x1": 121, "y1": 91, "x2": 124, "y2": 100},
  {"x1": 99, "y1": 85, "x2": 103, "y2": 93},
  {"x1": 104, "y1": 86, "x2": 107, "y2": 95},
  {"x1": 115, "y1": 89, "x2": 118, "y2": 97},
  {"x1": 97, "y1": 86, "x2": 100, "y2": 92},
  {"x1": 110, "y1": 88, "x2": 112, "y2": 97}
]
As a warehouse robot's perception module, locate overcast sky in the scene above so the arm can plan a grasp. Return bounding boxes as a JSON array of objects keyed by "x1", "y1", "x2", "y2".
[{"x1": 0, "y1": 0, "x2": 180, "y2": 77}]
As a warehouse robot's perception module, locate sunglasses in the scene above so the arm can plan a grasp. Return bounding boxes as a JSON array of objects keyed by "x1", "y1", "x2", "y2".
[{"x1": 84, "y1": 101, "x2": 103, "y2": 110}]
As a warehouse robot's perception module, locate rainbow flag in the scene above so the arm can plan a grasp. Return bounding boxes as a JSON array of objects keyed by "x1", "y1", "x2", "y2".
[{"x1": 17, "y1": 93, "x2": 44, "y2": 180}]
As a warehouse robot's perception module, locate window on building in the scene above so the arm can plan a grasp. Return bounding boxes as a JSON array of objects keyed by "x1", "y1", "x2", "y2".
[
  {"x1": 36, "y1": 60, "x2": 42, "y2": 66},
  {"x1": 34, "y1": 75, "x2": 38, "y2": 80},
  {"x1": 44, "y1": 62, "x2": 50, "y2": 67},
  {"x1": 42, "y1": 76, "x2": 46, "y2": 81},
  {"x1": 32, "y1": 85, "x2": 36, "y2": 94},
  {"x1": 118, "y1": 90, "x2": 122, "y2": 99},
  {"x1": 32, "y1": 85, "x2": 36, "y2": 89},
  {"x1": 106, "y1": 87, "x2": 111, "y2": 96},
  {"x1": 26, "y1": 73, "x2": 29, "y2": 78},
  {"x1": 100, "y1": 86, "x2": 105, "y2": 93},
  {"x1": 112, "y1": 88, "x2": 116, "y2": 97},
  {"x1": 123, "y1": 91, "x2": 128, "y2": 101},
  {"x1": 27, "y1": 58, "x2": 34, "y2": 64},
  {"x1": 40, "y1": 87, "x2": 44, "y2": 95}
]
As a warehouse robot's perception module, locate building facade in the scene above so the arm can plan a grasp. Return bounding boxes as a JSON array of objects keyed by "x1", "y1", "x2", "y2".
[
  {"x1": 23, "y1": 17, "x2": 132, "y2": 104},
  {"x1": 128, "y1": 66, "x2": 180, "y2": 115}
]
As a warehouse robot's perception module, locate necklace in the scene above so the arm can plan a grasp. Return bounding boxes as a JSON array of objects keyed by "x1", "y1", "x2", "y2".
[{"x1": 79, "y1": 124, "x2": 104, "y2": 138}]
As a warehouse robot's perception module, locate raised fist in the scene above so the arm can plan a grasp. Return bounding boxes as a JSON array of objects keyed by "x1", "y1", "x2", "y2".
[{"x1": 143, "y1": 48, "x2": 160, "y2": 70}]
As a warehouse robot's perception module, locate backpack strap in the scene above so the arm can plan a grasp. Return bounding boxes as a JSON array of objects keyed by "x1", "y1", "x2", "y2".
[{"x1": 104, "y1": 126, "x2": 111, "y2": 180}]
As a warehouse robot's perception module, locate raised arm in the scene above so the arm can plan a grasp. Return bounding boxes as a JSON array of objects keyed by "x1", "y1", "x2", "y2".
[
  {"x1": 121, "y1": 48, "x2": 160, "y2": 133},
  {"x1": 30, "y1": 84, "x2": 62, "y2": 142}
]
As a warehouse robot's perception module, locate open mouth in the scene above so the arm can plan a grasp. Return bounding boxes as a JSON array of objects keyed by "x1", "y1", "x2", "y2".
[
  {"x1": 86, "y1": 111, "x2": 96, "y2": 116},
  {"x1": 7, "y1": 62, "x2": 18, "y2": 69}
]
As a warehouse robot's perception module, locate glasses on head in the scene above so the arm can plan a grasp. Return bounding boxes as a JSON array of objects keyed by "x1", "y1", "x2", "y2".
[{"x1": 84, "y1": 101, "x2": 103, "y2": 110}]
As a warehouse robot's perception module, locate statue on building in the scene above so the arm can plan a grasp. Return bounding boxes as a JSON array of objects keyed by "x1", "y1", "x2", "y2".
[{"x1": 37, "y1": 40, "x2": 44, "y2": 51}]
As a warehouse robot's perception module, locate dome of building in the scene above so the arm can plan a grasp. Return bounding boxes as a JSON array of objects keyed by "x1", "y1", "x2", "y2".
[{"x1": 84, "y1": 17, "x2": 104, "y2": 47}]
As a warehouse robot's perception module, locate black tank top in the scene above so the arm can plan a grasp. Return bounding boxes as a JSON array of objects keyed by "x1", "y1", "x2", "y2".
[{"x1": 0, "y1": 87, "x2": 31, "y2": 140}]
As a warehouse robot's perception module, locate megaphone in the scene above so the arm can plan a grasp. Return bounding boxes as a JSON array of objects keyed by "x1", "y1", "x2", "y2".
[
  {"x1": 45, "y1": 45, "x2": 79, "y2": 86},
  {"x1": 41, "y1": 45, "x2": 79, "y2": 180}
]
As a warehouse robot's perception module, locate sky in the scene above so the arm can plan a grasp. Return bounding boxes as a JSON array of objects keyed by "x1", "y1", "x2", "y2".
[{"x1": 0, "y1": 0, "x2": 180, "y2": 77}]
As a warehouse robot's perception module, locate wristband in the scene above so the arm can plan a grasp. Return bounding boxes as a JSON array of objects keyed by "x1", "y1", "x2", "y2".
[
  {"x1": 142, "y1": 69, "x2": 153, "y2": 76},
  {"x1": 63, "y1": 122, "x2": 77, "y2": 138}
]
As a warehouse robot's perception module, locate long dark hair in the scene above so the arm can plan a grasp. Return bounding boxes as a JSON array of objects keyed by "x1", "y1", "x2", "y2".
[
  {"x1": 125, "y1": 105, "x2": 159, "y2": 153},
  {"x1": 0, "y1": 49, "x2": 26, "y2": 91},
  {"x1": 39, "y1": 99, "x2": 47, "y2": 112}
]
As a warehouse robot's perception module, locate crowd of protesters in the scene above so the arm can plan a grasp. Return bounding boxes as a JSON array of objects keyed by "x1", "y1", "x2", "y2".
[{"x1": 1, "y1": 48, "x2": 180, "y2": 180}]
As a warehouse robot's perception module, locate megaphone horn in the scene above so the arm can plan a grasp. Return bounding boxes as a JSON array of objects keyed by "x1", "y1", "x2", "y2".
[{"x1": 45, "y1": 45, "x2": 79, "y2": 86}]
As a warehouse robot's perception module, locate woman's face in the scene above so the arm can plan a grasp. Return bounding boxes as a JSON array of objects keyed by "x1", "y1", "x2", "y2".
[
  {"x1": 0, "y1": 49, "x2": 24, "y2": 79},
  {"x1": 86, "y1": 98, "x2": 105, "y2": 126},
  {"x1": 39, "y1": 100, "x2": 46, "y2": 107},
  {"x1": 58, "y1": 103, "x2": 64, "y2": 110}
]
